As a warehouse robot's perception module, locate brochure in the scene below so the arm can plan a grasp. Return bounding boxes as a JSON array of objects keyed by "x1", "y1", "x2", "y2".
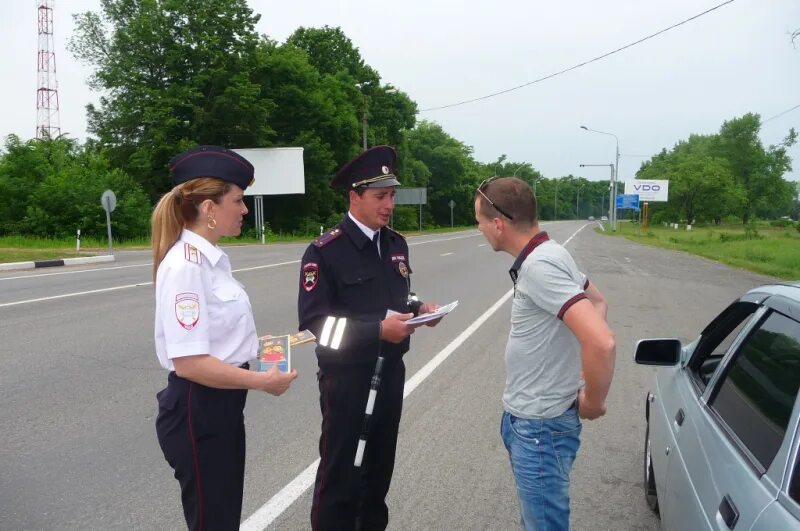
[
  {"x1": 405, "y1": 300, "x2": 459, "y2": 325},
  {"x1": 255, "y1": 335, "x2": 291, "y2": 373},
  {"x1": 254, "y1": 330, "x2": 316, "y2": 373}
]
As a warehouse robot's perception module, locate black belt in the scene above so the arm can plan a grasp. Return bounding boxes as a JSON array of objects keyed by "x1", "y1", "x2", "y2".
[{"x1": 239, "y1": 362, "x2": 250, "y2": 370}]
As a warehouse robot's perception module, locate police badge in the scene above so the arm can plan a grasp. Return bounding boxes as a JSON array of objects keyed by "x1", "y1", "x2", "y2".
[{"x1": 303, "y1": 263, "x2": 319, "y2": 292}]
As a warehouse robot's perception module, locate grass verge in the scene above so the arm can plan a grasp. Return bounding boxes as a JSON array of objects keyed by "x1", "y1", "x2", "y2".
[{"x1": 601, "y1": 222, "x2": 800, "y2": 280}]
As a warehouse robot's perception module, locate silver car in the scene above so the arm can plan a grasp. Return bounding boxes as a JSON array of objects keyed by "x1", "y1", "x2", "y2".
[{"x1": 635, "y1": 282, "x2": 800, "y2": 530}]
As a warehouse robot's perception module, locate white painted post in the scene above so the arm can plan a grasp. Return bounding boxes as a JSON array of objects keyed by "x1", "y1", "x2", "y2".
[{"x1": 76, "y1": 229, "x2": 81, "y2": 251}]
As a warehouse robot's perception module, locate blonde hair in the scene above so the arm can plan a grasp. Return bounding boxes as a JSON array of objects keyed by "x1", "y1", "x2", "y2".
[{"x1": 151, "y1": 178, "x2": 232, "y2": 282}]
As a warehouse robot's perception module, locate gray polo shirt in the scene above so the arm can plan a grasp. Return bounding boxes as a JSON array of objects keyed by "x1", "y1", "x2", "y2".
[{"x1": 504, "y1": 232, "x2": 588, "y2": 419}]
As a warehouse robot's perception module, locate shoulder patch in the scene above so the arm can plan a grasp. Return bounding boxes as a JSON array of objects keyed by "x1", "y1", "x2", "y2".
[
  {"x1": 385, "y1": 226, "x2": 406, "y2": 239},
  {"x1": 184, "y1": 243, "x2": 202, "y2": 264},
  {"x1": 312, "y1": 227, "x2": 343, "y2": 248}
]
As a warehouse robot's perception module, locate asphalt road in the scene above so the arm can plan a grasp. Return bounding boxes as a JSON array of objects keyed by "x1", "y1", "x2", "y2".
[{"x1": 0, "y1": 222, "x2": 776, "y2": 530}]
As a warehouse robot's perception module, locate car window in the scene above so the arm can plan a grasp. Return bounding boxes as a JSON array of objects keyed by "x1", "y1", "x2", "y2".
[
  {"x1": 709, "y1": 310, "x2": 800, "y2": 471},
  {"x1": 791, "y1": 455, "x2": 800, "y2": 504},
  {"x1": 688, "y1": 301, "x2": 759, "y2": 390}
]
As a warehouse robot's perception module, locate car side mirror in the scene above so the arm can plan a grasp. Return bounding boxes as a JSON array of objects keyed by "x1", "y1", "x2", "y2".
[{"x1": 634, "y1": 339, "x2": 682, "y2": 366}]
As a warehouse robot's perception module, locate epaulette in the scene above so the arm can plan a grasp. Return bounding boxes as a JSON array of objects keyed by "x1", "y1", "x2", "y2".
[
  {"x1": 312, "y1": 227, "x2": 343, "y2": 248},
  {"x1": 385, "y1": 226, "x2": 406, "y2": 239},
  {"x1": 184, "y1": 243, "x2": 202, "y2": 264}
]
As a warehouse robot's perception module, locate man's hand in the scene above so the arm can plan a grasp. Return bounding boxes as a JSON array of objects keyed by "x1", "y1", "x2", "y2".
[
  {"x1": 381, "y1": 313, "x2": 414, "y2": 343},
  {"x1": 418, "y1": 303, "x2": 443, "y2": 327},
  {"x1": 257, "y1": 365, "x2": 298, "y2": 396},
  {"x1": 577, "y1": 387, "x2": 606, "y2": 420}
]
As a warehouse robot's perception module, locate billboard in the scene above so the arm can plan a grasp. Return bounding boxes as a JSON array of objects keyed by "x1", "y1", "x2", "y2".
[
  {"x1": 624, "y1": 179, "x2": 668, "y2": 202},
  {"x1": 233, "y1": 147, "x2": 305, "y2": 196},
  {"x1": 394, "y1": 187, "x2": 427, "y2": 205}
]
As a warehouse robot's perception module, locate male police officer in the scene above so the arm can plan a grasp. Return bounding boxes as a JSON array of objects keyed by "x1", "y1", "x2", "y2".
[{"x1": 298, "y1": 145, "x2": 439, "y2": 530}]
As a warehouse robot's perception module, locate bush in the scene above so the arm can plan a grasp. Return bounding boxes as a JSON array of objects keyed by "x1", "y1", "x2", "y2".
[{"x1": 769, "y1": 218, "x2": 793, "y2": 228}]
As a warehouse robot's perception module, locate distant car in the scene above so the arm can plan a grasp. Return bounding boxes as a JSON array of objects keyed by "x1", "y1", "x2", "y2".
[
  {"x1": 635, "y1": 282, "x2": 800, "y2": 530},
  {"x1": 588, "y1": 216, "x2": 595, "y2": 221},
  {"x1": 601, "y1": 216, "x2": 608, "y2": 221}
]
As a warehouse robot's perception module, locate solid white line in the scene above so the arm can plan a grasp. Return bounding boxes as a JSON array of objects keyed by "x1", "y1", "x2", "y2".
[
  {"x1": 440, "y1": 252, "x2": 454, "y2": 257},
  {"x1": 0, "y1": 262, "x2": 150, "y2": 281},
  {"x1": 478, "y1": 244, "x2": 487, "y2": 247},
  {"x1": 0, "y1": 282, "x2": 152, "y2": 308},
  {"x1": 409, "y1": 233, "x2": 481, "y2": 246},
  {"x1": 240, "y1": 222, "x2": 590, "y2": 530},
  {"x1": 0, "y1": 260, "x2": 300, "y2": 308},
  {"x1": 240, "y1": 288, "x2": 514, "y2": 530}
]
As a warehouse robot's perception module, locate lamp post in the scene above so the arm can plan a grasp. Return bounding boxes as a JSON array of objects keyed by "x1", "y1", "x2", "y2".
[
  {"x1": 358, "y1": 84, "x2": 398, "y2": 151},
  {"x1": 579, "y1": 163, "x2": 614, "y2": 228},
  {"x1": 533, "y1": 178, "x2": 540, "y2": 196},
  {"x1": 580, "y1": 125, "x2": 620, "y2": 230},
  {"x1": 554, "y1": 179, "x2": 559, "y2": 220},
  {"x1": 511, "y1": 163, "x2": 527, "y2": 176},
  {"x1": 576, "y1": 184, "x2": 585, "y2": 219}
]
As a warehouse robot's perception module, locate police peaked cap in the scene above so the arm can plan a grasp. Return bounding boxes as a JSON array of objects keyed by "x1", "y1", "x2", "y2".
[
  {"x1": 331, "y1": 145, "x2": 401, "y2": 189},
  {"x1": 169, "y1": 145, "x2": 255, "y2": 189}
]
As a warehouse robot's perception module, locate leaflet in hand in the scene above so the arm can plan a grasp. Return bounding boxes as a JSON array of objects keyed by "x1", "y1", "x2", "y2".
[
  {"x1": 255, "y1": 335, "x2": 291, "y2": 373},
  {"x1": 254, "y1": 329, "x2": 317, "y2": 372},
  {"x1": 405, "y1": 300, "x2": 459, "y2": 325}
]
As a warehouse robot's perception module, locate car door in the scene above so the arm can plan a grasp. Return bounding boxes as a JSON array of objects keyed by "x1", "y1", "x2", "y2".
[
  {"x1": 654, "y1": 300, "x2": 762, "y2": 530},
  {"x1": 749, "y1": 408, "x2": 800, "y2": 530},
  {"x1": 689, "y1": 304, "x2": 800, "y2": 530}
]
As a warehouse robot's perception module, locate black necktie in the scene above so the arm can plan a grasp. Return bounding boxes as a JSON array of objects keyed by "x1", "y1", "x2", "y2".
[{"x1": 372, "y1": 231, "x2": 380, "y2": 257}]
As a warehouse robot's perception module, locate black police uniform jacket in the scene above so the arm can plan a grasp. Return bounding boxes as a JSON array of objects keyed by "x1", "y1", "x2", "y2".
[{"x1": 298, "y1": 215, "x2": 413, "y2": 368}]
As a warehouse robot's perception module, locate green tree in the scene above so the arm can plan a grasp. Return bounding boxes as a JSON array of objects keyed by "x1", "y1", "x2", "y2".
[
  {"x1": 69, "y1": 0, "x2": 272, "y2": 200},
  {"x1": 0, "y1": 136, "x2": 150, "y2": 238},
  {"x1": 710, "y1": 113, "x2": 795, "y2": 223}
]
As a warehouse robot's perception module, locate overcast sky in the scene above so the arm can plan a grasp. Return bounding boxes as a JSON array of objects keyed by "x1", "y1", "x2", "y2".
[{"x1": 2, "y1": 0, "x2": 798, "y2": 183}]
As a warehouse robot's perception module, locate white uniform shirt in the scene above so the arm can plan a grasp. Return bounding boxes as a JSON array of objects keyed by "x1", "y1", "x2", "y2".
[{"x1": 154, "y1": 229, "x2": 258, "y2": 370}]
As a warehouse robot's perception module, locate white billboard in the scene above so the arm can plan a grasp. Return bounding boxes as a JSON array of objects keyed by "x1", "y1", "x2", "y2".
[
  {"x1": 625, "y1": 179, "x2": 669, "y2": 202},
  {"x1": 233, "y1": 147, "x2": 305, "y2": 196}
]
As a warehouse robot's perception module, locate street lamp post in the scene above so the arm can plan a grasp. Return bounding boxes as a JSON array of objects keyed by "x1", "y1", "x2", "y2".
[
  {"x1": 579, "y1": 164, "x2": 614, "y2": 228},
  {"x1": 533, "y1": 178, "x2": 540, "y2": 196},
  {"x1": 580, "y1": 125, "x2": 620, "y2": 230},
  {"x1": 554, "y1": 179, "x2": 559, "y2": 220},
  {"x1": 358, "y1": 84, "x2": 398, "y2": 152},
  {"x1": 511, "y1": 163, "x2": 527, "y2": 176},
  {"x1": 576, "y1": 184, "x2": 585, "y2": 219}
]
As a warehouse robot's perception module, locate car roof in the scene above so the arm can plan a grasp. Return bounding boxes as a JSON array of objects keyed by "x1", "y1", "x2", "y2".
[{"x1": 746, "y1": 282, "x2": 800, "y2": 300}]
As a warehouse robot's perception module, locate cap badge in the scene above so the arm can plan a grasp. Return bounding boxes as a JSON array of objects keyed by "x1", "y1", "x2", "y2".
[{"x1": 381, "y1": 165, "x2": 389, "y2": 175}]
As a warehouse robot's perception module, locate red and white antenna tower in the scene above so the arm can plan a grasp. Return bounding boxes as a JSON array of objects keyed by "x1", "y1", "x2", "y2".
[{"x1": 36, "y1": 0, "x2": 61, "y2": 139}]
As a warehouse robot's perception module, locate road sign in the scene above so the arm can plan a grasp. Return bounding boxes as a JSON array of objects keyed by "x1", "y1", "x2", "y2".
[
  {"x1": 616, "y1": 194, "x2": 640, "y2": 210},
  {"x1": 100, "y1": 190, "x2": 116, "y2": 254},
  {"x1": 101, "y1": 190, "x2": 117, "y2": 213}
]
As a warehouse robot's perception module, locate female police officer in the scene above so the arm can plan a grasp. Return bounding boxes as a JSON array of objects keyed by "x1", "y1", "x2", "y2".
[{"x1": 152, "y1": 145, "x2": 297, "y2": 530}]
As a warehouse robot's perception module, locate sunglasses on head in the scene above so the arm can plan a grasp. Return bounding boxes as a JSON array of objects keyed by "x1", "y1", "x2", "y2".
[{"x1": 477, "y1": 177, "x2": 514, "y2": 220}]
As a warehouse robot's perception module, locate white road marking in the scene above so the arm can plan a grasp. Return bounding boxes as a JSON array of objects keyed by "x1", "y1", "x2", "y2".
[
  {"x1": 478, "y1": 243, "x2": 487, "y2": 247},
  {"x1": 0, "y1": 260, "x2": 301, "y2": 308},
  {"x1": 440, "y1": 252, "x2": 454, "y2": 257},
  {"x1": 241, "y1": 223, "x2": 589, "y2": 530},
  {"x1": 0, "y1": 262, "x2": 150, "y2": 281}
]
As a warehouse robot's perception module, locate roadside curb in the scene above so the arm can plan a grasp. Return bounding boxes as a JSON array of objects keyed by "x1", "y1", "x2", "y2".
[{"x1": 0, "y1": 254, "x2": 115, "y2": 272}]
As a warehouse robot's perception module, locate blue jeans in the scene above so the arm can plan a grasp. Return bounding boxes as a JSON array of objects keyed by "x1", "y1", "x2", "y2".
[{"x1": 501, "y1": 405, "x2": 582, "y2": 531}]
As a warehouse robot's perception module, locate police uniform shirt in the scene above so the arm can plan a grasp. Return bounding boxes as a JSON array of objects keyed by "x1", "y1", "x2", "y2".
[
  {"x1": 155, "y1": 229, "x2": 257, "y2": 370},
  {"x1": 298, "y1": 215, "x2": 413, "y2": 367},
  {"x1": 348, "y1": 211, "x2": 381, "y2": 256}
]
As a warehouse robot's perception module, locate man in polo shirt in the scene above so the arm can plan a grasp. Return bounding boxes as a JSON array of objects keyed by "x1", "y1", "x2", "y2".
[{"x1": 474, "y1": 176, "x2": 616, "y2": 531}]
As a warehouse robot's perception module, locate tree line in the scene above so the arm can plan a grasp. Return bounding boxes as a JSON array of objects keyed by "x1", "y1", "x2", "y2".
[{"x1": 0, "y1": 0, "x2": 795, "y2": 240}]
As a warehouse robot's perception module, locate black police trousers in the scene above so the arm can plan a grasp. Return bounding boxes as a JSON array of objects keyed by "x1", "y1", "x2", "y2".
[
  {"x1": 156, "y1": 371, "x2": 247, "y2": 531},
  {"x1": 311, "y1": 360, "x2": 405, "y2": 531}
]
